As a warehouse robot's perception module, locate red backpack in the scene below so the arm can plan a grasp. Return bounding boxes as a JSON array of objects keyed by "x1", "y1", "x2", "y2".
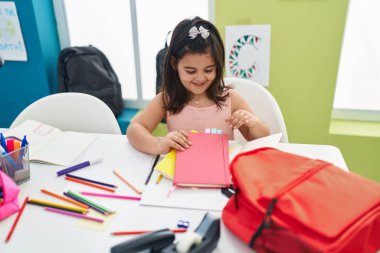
[{"x1": 222, "y1": 148, "x2": 380, "y2": 253}]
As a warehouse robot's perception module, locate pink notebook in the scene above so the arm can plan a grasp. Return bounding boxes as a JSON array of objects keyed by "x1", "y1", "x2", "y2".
[{"x1": 173, "y1": 132, "x2": 230, "y2": 188}]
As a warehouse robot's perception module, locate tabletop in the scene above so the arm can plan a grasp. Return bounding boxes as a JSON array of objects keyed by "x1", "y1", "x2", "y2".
[{"x1": 0, "y1": 134, "x2": 348, "y2": 253}]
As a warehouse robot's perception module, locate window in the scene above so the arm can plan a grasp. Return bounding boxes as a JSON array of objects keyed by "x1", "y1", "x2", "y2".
[
  {"x1": 332, "y1": 0, "x2": 380, "y2": 121},
  {"x1": 53, "y1": 0, "x2": 213, "y2": 108}
]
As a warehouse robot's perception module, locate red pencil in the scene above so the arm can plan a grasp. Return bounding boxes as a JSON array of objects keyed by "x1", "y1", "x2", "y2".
[
  {"x1": 5, "y1": 196, "x2": 29, "y2": 242},
  {"x1": 111, "y1": 228, "x2": 187, "y2": 236}
]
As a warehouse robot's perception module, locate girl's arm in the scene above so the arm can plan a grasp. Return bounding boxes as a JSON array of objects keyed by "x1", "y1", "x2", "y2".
[
  {"x1": 126, "y1": 93, "x2": 191, "y2": 154},
  {"x1": 228, "y1": 90, "x2": 270, "y2": 141}
]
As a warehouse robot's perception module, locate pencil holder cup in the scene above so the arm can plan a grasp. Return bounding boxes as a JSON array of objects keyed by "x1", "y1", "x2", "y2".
[{"x1": 0, "y1": 145, "x2": 30, "y2": 185}]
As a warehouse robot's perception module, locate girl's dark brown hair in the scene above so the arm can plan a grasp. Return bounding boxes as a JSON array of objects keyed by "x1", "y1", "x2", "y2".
[{"x1": 161, "y1": 16, "x2": 229, "y2": 114}]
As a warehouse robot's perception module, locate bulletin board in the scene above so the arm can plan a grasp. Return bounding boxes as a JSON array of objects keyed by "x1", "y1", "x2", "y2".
[{"x1": 0, "y1": 1, "x2": 27, "y2": 61}]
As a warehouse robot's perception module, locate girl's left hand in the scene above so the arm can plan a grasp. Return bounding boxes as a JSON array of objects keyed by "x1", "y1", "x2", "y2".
[{"x1": 226, "y1": 109, "x2": 257, "y2": 129}]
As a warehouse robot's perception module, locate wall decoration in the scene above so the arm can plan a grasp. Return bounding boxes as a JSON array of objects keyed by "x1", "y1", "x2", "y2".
[
  {"x1": 225, "y1": 25, "x2": 271, "y2": 86},
  {"x1": 0, "y1": 1, "x2": 27, "y2": 61}
]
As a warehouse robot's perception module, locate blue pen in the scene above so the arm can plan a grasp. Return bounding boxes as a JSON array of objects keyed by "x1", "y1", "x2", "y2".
[
  {"x1": 0, "y1": 133, "x2": 7, "y2": 152},
  {"x1": 17, "y1": 135, "x2": 28, "y2": 170},
  {"x1": 0, "y1": 145, "x2": 18, "y2": 177}
]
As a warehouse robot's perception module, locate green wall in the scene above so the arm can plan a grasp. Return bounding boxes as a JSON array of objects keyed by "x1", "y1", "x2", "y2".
[{"x1": 215, "y1": 0, "x2": 380, "y2": 182}]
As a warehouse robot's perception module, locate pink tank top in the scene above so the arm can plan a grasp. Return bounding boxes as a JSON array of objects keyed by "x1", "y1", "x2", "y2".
[{"x1": 166, "y1": 94, "x2": 234, "y2": 140}]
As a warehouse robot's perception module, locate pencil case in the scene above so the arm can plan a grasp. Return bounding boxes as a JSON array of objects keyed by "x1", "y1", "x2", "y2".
[{"x1": 0, "y1": 170, "x2": 20, "y2": 220}]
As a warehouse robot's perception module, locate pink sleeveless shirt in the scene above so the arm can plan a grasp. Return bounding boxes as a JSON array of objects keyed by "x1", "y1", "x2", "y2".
[{"x1": 166, "y1": 93, "x2": 234, "y2": 140}]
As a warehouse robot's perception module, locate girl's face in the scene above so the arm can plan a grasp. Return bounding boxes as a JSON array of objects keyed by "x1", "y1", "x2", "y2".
[{"x1": 174, "y1": 51, "x2": 216, "y2": 97}]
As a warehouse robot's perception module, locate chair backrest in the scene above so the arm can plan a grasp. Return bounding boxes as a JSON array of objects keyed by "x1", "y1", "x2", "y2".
[
  {"x1": 225, "y1": 77, "x2": 288, "y2": 142},
  {"x1": 10, "y1": 92, "x2": 122, "y2": 134}
]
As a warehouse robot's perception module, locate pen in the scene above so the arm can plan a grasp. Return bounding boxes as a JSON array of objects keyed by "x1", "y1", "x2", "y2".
[
  {"x1": 111, "y1": 228, "x2": 187, "y2": 236},
  {"x1": 145, "y1": 155, "x2": 160, "y2": 185},
  {"x1": 0, "y1": 133, "x2": 7, "y2": 152},
  {"x1": 56, "y1": 158, "x2": 103, "y2": 176}
]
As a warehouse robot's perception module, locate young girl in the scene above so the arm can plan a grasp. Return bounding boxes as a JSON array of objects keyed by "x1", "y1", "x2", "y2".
[{"x1": 127, "y1": 17, "x2": 269, "y2": 155}]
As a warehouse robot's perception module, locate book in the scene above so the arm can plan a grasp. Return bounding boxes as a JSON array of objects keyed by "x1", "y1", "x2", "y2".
[
  {"x1": 228, "y1": 133, "x2": 283, "y2": 162},
  {"x1": 173, "y1": 132, "x2": 230, "y2": 188},
  {"x1": 5, "y1": 120, "x2": 97, "y2": 166},
  {"x1": 154, "y1": 149, "x2": 176, "y2": 180}
]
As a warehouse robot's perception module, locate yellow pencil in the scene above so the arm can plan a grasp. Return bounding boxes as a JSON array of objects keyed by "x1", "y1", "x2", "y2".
[
  {"x1": 156, "y1": 174, "x2": 163, "y2": 184},
  {"x1": 28, "y1": 198, "x2": 87, "y2": 214},
  {"x1": 113, "y1": 170, "x2": 142, "y2": 194}
]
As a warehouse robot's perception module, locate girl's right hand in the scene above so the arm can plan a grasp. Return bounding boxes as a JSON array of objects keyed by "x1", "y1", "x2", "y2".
[{"x1": 156, "y1": 130, "x2": 192, "y2": 153}]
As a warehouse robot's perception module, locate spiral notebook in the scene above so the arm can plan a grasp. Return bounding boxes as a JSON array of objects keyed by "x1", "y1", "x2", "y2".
[{"x1": 173, "y1": 132, "x2": 230, "y2": 188}]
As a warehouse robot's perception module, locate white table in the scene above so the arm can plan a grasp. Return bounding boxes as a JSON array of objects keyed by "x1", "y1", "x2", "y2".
[{"x1": 0, "y1": 134, "x2": 348, "y2": 253}]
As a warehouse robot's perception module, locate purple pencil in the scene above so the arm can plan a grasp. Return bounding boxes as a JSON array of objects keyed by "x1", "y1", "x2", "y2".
[
  {"x1": 80, "y1": 192, "x2": 141, "y2": 201},
  {"x1": 45, "y1": 207, "x2": 104, "y2": 223},
  {"x1": 63, "y1": 192, "x2": 108, "y2": 215}
]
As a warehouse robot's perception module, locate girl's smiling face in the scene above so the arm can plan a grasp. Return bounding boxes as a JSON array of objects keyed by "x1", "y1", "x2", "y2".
[{"x1": 174, "y1": 51, "x2": 216, "y2": 97}]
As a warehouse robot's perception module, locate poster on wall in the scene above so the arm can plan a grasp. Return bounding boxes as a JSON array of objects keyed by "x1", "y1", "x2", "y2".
[
  {"x1": 225, "y1": 25, "x2": 271, "y2": 86},
  {"x1": 0, "y1": 1, "x2": 27, "y2": 61}
]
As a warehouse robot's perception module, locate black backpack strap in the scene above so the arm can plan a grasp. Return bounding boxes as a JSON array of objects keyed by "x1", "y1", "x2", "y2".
[{"x1": 249, "y1": 198, "x2": 278, "y2": 248}]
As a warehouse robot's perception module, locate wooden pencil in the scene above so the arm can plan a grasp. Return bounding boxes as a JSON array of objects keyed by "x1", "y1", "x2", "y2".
[
  {"x1": 113, "y1": 170, "x2": 142, "y2": 195},
  {"x1": 41, "y1": 189, "x2": 89, "y2": 209},
  {"x1": 28, "y1": 198, "x2": 87, "y2": 214},
  {"x1": 5, "y1": 196, "x2": 29, "y2": 242},
  {"x1": 65, "y1": 176, "x2": 115, "y2": 192},
  {"x1": 111, "y1": 228, "x2": 187, "y2": 236},
  {"x1": 45, "y1": 207, "x2": 104, "y2": 223}
]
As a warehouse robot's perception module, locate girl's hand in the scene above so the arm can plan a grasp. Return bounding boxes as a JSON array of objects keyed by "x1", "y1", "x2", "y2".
[
  {"x1": 156, "y1": 130, "x2": 192, "y2": 153},
  {"x1": 226, "y1": 109, "x2": 258, "y2": 129}
]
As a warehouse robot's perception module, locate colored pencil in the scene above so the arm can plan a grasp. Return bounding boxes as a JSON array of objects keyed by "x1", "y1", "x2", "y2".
[
  {"x1": 41, "y1": 189, "x2": 89, "y2": 209},
  {"x1": 65, "y1": 176, "x2": 115, "y2": 192},
  {"x1": 66, "y1": 191, "x2": 115, "y2": 214},
  {"x1": 27, "y1": 198, "x2": 87, "y2": 214},
  {"x1": 145, "y1": 154, "x2": 160, "y2": 185},
  {"x1": 66, "y1": 173, "x2": 118, "y2": 188},
  {"x1": 156, "y1": 174, "x2": 163, "y2": 184},
  {"x1": 80, "y1": 191, "x2": 141, "y2": 201},
  {"x1": 63, "y1": 192, "x2": 108, "y2": 215},
  {"x1": 5, "y1": 196, "x2": 29, "y2": 242},
  {"x1": 111, "y1": 228, "x2": 187, "y2": 236},
  {"x1": 113, "y1": 170, "x2": 142, "y2": 195},
  {"x1": 45, "y1": 207, "x2": 104, "y2": 223}
]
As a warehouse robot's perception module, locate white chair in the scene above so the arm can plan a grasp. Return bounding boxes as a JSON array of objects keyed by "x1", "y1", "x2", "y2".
[
  {"x1": 10, "y1": 92, "x2": 122, "y2": 134},
  {"x1": 225, "y1": 77, "x2": 288, "y2": 142}
]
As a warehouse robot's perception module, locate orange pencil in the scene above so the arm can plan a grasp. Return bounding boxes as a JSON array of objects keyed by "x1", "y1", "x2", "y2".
[
  {"x1": 41, "y1": 189, "x2": 89, "y2": 209},
  {"x1": 6, "y1": 196, "x2": 29, "y2": 242},
  {"x1": 113, "y1": 170, "x2": 142, "y2": 195},
  {"x1": 111, "y1": 228, "x2": 187, "y2": 236},
  {"x1": 65, "y1": 177, "x2": 115, "y2": 192}
]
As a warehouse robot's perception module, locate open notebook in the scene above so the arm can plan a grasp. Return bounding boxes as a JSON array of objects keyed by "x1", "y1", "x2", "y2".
[
  {"x1": 173, "y1": 132, "x2": 230, "y2": 188},
  {"x1": 5, "y1": 120, "x2": 97, "y2": 166}
]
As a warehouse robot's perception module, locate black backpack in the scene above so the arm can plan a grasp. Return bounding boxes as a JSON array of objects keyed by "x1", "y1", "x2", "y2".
[
  {"x1": 58, "y1": 45, "x2": 124, "y2": 117},
  {"x1": 155, "y1": 31, "x2": 171, "y2": 94}
]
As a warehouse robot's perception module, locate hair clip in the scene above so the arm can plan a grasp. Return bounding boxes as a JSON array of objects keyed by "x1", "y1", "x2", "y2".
[{"x1": 188, "y1": 26, "x2": 209, "y2": 40}]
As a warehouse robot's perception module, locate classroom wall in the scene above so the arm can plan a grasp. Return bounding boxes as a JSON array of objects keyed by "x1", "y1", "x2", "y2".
[
  {"x1": 215, "y1": 0, "x2": 380, "y2": 182},
  {"x1": 1, "y1": 0, "x2": 379, "y2": 182},
  {"x1": 0, "y1": 0, "x2": 59, "y2": 128}
]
